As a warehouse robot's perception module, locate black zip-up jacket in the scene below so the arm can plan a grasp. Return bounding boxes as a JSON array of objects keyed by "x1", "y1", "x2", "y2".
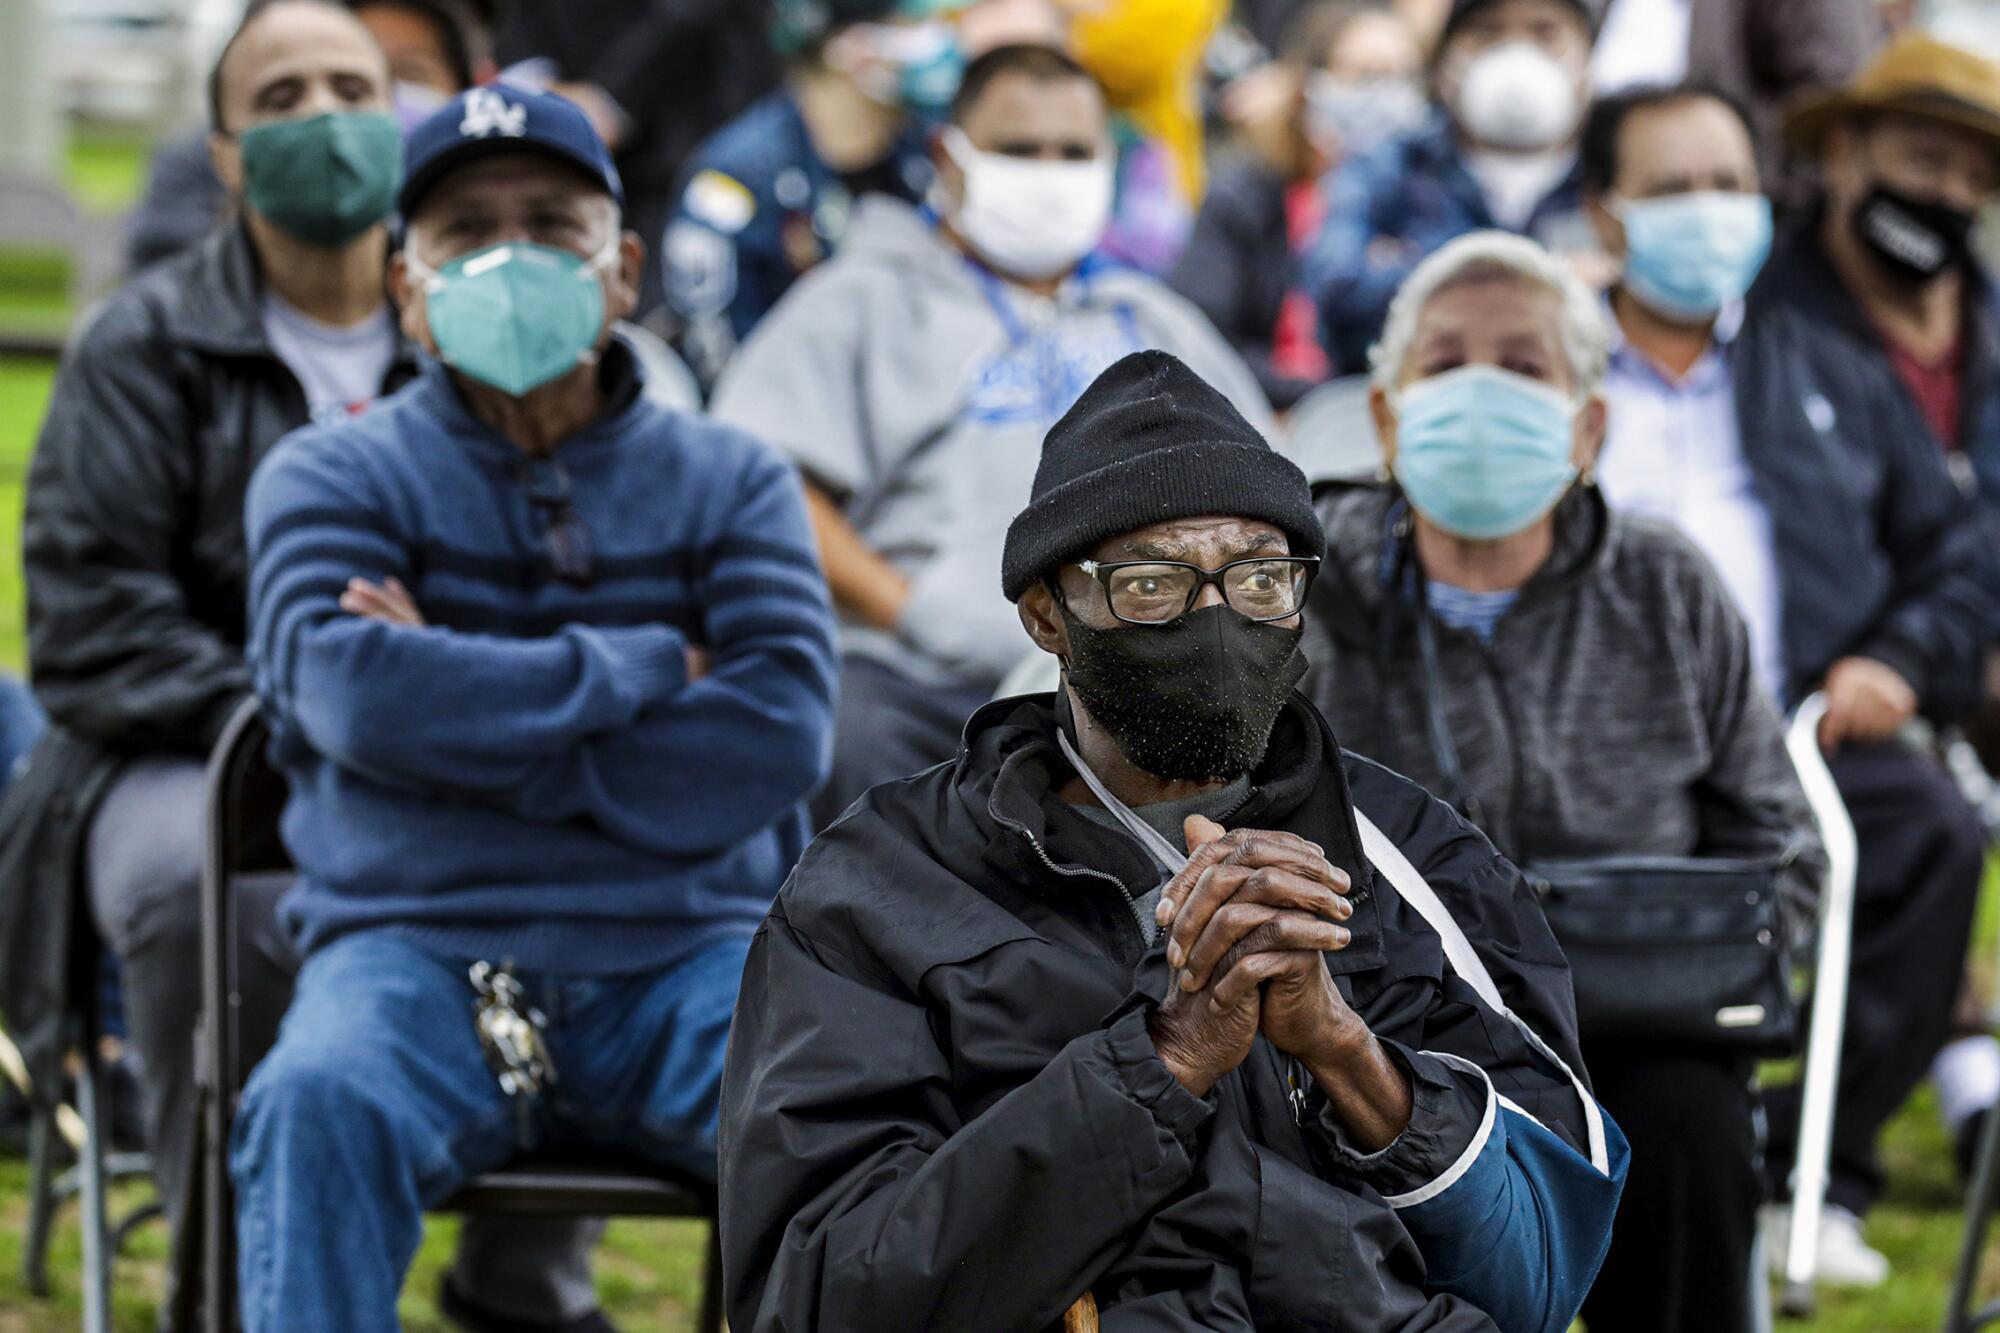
[
  {"x1": 1735, "y1": 219, "x2": 2000, "y2": 721},
  {"x1": 0, "y1": 223, "x2": 413, "y2": 1101},
  {"x1": 721, "y1": 693, "x2": 1624, "y2": 1332}
]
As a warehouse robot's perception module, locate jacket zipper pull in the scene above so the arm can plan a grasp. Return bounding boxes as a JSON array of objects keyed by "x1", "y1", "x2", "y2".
[{"x1": 1287, "y1": 1058, "x2": 1308, "y2": 1125}]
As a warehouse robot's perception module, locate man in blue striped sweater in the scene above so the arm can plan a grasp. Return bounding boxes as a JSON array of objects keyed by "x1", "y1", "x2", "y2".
[{"x1": 233, "y1": 84, "x2": 838, "y2": 1330}]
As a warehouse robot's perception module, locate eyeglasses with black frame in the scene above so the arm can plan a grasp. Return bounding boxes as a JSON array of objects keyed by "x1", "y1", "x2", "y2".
[
  {"x1": 517, "y1": 457, "x2": 595, "y2": 589},
  {"x1": 1065, "y1": 556, "x2": 1319, "y2": 625}
]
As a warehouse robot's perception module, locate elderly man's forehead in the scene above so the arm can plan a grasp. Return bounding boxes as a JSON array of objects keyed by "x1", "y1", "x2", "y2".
[
  {"x1": 415, "y1": 154, "x2": 615, "y2": 218},
  {"x1": 1093, "y1": 517, "x2": 1289, "y2": 562}
]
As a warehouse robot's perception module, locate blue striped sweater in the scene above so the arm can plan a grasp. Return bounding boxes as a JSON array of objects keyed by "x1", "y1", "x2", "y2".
[{"x1": 245, "y1": 349, "x2": 838, "y2": 973}]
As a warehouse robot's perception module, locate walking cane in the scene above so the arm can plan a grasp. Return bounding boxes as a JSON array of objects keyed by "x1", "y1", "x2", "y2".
[{"x1": 1064, "y1": 1292, "x2": 1101, "y2": 1333}]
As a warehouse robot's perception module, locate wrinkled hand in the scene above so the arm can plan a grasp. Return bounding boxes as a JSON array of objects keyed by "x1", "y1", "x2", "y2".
[
  {"x1": 1157, "y1": 817, "x2": 1352, "y2": 992},
  {"x1": 1148, "y1": 818, "x2": 1357, "y2": 1095},
  {"x1": 1149, "y1": 964, "x2": 1262, "y2": 1099},
  {"x1": 1819, "y1": 656, "x2": 1917, "y2": 752},
  {"x1": 341, "y1": 577, "x2": 425, "y2": 627}
]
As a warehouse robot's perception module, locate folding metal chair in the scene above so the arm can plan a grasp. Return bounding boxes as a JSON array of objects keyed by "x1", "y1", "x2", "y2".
[
  {"x1": 0, "y1": 928, "x2": 160, "y2": 1331},
  {"x1": 1948, "y1": 1110, "x2": 2000, "y2": 1332},
  {"x1": 1770, "y1": 693, "x2": 1861, "y2": 1320},
  {"x1": 189, "y1": 697, "x2": 723, "y2": 1332}
]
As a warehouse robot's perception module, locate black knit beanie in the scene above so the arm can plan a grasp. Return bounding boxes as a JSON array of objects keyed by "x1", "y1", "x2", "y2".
[{"x1": 1000, "y1": 351, "x2": 1324, "y2": 602}]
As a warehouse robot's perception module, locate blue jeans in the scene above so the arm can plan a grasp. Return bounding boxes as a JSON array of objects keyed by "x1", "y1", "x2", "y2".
[{"x1": 230, "y1": 930, "x2": 749, "y2": 1332}]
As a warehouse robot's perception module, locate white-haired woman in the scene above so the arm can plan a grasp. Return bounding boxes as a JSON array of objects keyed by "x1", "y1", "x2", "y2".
[{"x1": 1299, "y1": 231, "x2": 1823, "y2": 1333}]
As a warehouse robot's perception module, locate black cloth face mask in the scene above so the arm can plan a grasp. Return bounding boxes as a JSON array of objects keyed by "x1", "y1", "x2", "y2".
[
  {"x1": 1853, "y1": 183, "x2": 1977, "y2": 282},
  {"x1": 1059, "y1": 602, "x2": 1307, "y2": 782}
]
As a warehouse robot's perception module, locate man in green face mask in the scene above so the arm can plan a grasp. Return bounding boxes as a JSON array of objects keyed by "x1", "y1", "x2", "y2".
[
  {"x1": 202, "y1": 0, "x2": 408, "y2": 424},
  {"x1": 7, "y1": 5, "x2": 621, "y2": 1329}
]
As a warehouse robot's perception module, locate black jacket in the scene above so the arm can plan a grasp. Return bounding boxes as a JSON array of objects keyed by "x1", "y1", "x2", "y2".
[
  {"x1": 1169, "y1": 155, "x2": 1322, "y2": 411},
  {"x1": 0, "y1": 224, "x2": 414, "y2": 1098},
  {"x1": 1736, "y1": 221, "x2": 2000, "y2": 721},
  {"x1": 722, "y1": 693, "x2": 1622, "y2": 1332}
]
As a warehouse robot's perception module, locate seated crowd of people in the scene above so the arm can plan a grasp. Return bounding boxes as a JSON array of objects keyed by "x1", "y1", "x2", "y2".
[{"x1": 4, "y1": 0, "x2": 2000, "y2": 1328}]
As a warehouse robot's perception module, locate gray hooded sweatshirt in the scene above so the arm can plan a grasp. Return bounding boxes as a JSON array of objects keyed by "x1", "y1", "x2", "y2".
[
  {"x1": 1300, "y1": 484, "x2": 1822, "y2": 915},
  {"x1": 711, "y1": 196, "x2": 1277, "y2": 688}
]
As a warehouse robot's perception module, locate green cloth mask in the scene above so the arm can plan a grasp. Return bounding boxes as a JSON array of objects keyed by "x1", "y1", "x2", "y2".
[
  {"x1": 238, "y1": 110, "x2": 402, "y2": 248},
  {"x1": 411, "y1": 240, "x2": 615, "y2": 397}
]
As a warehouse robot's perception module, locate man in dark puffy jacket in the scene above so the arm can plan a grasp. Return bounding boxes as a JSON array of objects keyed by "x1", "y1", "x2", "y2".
[
  {"x1": 4, "y1": 4, "x2": 604, "y2": 1326},
  {"x1": 1584, "y1": 48, "x2": 2000, "y2": 1276},
  {"x1": 720, "y1": 349, "x2": 1626, "y2": 1332}
]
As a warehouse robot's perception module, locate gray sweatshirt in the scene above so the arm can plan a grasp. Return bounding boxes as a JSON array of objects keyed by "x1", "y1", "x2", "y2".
[
  {"x1": 1300, "y1": 484, "x2": 1823, "y2": 913},
  {"x1": 711, "y1": 196, "x2": 1278, "y2": 689}
]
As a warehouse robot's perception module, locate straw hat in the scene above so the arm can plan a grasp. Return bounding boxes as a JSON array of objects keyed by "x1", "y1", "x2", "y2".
[{"x1": 1785, "y1": 32, "x2": 2000, "y2": 158}]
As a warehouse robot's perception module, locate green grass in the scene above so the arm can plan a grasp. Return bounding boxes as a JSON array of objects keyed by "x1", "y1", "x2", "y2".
[
  {"x1": 0, "y1": 1153, "x2": 714, "y2": 1330},
  {"x1": 65, "y1": 124, "x2": 152, "y2": 216}
]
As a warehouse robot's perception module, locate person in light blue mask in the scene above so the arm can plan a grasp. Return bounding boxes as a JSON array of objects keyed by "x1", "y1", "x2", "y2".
[
  {"x1": 1581, "y1": 78, "x2": 2000, "y2": 1294},
  {"x1": 228, "y1": 81, "x2": 838, "y2": 1330},
  {"x1": 1580, "y1": 84, "x2": 1787, "y2": 707},
  {"x1": 1365, "y1": 237, "x2": 1608, "y2": 549},
  {"x1": 1301, "y1": 228, "x2": 1822, "y2": 1333}
]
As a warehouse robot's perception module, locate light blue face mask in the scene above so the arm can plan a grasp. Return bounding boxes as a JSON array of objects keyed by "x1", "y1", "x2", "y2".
[
  {"x1": 898, "y1": 23, "x2": 965, "y2": 115},
  {"x1": 1617, "y1": 190, "x2": 1773, "y2": 322},
  {"x1": 1391, "y1": 364, "x2": 1579, "y2": 540},
  {"x1": 409, "y1": 239, "x2": 616, "y2": 397}
]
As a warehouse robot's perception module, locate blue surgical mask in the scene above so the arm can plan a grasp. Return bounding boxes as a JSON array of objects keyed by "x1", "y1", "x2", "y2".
[
  {"x1": 408, "y1": 239, "x2": 617, "y2": 397},
  {"x1": 897, "y1": 23, "x2": 965, "y2": 115},
  {"x1": 1617, "y1": 191, "x2": 1772, "y2": 322},
  {"x1": 1391, "y1": 364, "x2": 1579, "y2": 540}
]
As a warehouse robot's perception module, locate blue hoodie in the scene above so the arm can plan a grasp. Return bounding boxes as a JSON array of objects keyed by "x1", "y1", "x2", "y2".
[{"x1": 246, "y1": 347, "x2": 837, "y2": 972}]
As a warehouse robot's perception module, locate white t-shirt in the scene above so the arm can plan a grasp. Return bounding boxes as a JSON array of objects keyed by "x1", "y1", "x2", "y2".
[
  {"x1": 261, "y1": 294, "x2": 397, "y2": 424},
  {"x1": 1463, "y1": 148, "x2": 1576, "y2": 232}
]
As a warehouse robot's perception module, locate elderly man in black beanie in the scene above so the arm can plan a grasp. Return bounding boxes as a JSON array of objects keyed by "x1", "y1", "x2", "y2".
[{"x1": 718, "y1": 350, "x2": 1626, "y2": 1333}]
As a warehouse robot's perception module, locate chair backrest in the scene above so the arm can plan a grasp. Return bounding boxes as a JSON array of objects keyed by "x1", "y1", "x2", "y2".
[
  {"x1": 1284, "y1": 375, "x2": 1382, "y2": 488},
  {"x1": 196, "y1": 696, "x2": 291, "y2": 1333},
  {"x1": 1773, "y1": 694, "x2": 1860, "y2": 1312},
  {"x1": 200, "y1": 697, "x2": 290, "y2": 1110}
]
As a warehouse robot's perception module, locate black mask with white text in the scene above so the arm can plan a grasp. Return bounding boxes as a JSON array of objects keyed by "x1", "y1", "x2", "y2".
[
  {"x1": 1059, "y1": 603, "x2": 1307, "y2": 782},
  {"x1": 1853, "y1": 184, "x2": 1977, "y2": 282}
]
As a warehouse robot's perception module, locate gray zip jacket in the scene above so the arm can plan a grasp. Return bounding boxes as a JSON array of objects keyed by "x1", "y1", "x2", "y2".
[
  {"x1": 711, "y1": 195, "x2": 1276, "y2": 688},
  {"x1": 1300, "y1": 484, "x2": 1822, "y2": 911}
]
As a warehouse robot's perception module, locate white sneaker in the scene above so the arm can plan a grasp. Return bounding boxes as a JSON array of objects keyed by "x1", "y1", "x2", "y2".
[{"x1": 1760, "y1": 1203, "x2": 1891, "y2": 1288}]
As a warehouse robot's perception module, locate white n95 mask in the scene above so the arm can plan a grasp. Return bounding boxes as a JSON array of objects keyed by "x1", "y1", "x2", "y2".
[
  {"x1": 1454, "y1": 40, "x2": 1580, "y2": 151},
  {"x1": 941, "y1": 127, "x2": 1115, "y2": 281}
]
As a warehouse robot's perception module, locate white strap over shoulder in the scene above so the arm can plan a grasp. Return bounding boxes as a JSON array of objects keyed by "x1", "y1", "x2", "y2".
[
  {"x1": 1057, "y1": 728, "x2": 1189, "y2": 874},
  {"x1": 1354, "y1": 809, "x2": 1612, "y2": 1176},
  {"x1": 1055, "y1": 729, "x2": 1610, "y2": 1176}
]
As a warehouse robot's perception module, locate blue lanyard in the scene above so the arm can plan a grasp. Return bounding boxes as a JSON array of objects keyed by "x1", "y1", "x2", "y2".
[{"x1": 949, "y1": 231, "x2": 1143, "y2": 352}]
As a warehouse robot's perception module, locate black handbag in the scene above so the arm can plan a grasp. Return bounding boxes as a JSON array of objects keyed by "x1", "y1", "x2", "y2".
[
  {"x1": 1524, "y1": 855, "x2": 1801, "y2": 1056},
  {"x1": 1403, "y1": 603, "x2": 1804, "y2": 1056}
]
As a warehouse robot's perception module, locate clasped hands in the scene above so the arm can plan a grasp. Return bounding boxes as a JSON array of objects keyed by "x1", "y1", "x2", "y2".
[
  {"x1": 1147, "y1": 816, "x2": 1359, "y2": 1097},
  {"x1": 1147, "y1": 817, "x2": 1412, "y2": 1149}
]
